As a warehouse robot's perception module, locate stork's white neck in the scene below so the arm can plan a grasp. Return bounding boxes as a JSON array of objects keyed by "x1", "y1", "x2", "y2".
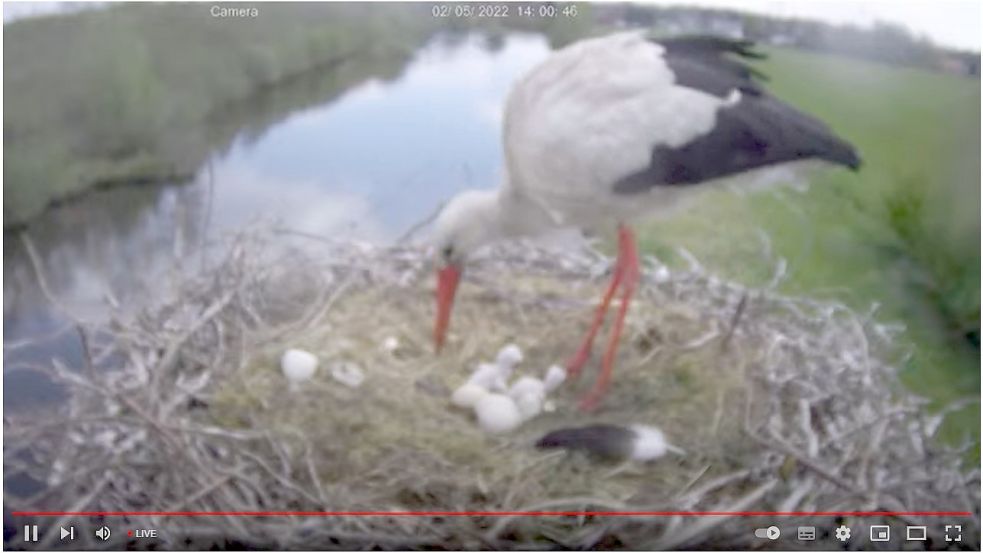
[
  {"x1": 433, "y1": 189, "x2": 505, "y2": 258},
  {"x1": 434, "y1": 182, "x2": 559, "y2": 260}
]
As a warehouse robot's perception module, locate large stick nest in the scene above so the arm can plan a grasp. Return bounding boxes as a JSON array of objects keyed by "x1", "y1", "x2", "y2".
[{"x1": 4, "y1": 228, "x2": 979, "y2": 550}]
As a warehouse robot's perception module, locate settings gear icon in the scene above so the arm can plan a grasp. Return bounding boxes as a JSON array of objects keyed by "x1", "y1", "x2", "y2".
[{"x1": 835, "y1": 525, "x2": 851, "y2": 542}]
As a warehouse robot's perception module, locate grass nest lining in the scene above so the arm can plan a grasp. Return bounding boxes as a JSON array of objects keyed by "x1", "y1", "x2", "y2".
[{"x1": 5, "y1": 227, "x2": 979, "y2": 550}]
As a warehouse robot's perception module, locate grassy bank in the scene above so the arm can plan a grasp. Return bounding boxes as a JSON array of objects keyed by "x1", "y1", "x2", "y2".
[
  {"x1": 639, "y1": 48, "x2": 981, "y2": 451},
  {"x1": 3, "y1": 2, "x2": 442, "y2": 227}
]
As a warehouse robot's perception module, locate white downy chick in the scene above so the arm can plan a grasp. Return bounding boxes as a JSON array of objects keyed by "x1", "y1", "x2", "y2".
[
  {"x1": 466, "y1": 362, "x2": 510, "y2": 392},
  {"x1": 543, "y1": 365, "x2": 567, "y2": 392},
  {"x1": 469, "y1": 343, "x2": 523, "y2": 392},
  {"x1": 508, "y1": 376, "x2": 546, "y2": 421},
  {"x1": 451, "y1": 383, "x2": 489, "y2": 409},
  {"x1": 473, "y1": 393, "x2": 523, "y2": 434},
  {"x1": 454, "y1": 344, "x2": 523, "y2": 409},
  {"x1": 495, "y1": 343, "x2": 523, "y2": 369},
  {"x1": 281, "y1": 349, "x2": 318, "y2": 391},
  {"x1": 507, "y1": 365, "x2": 566, "y2": 421}
]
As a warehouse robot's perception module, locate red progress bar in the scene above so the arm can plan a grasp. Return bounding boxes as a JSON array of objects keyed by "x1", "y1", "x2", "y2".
[{"x1": 11, "y1": 511, "x2": 974, "y2": 517}]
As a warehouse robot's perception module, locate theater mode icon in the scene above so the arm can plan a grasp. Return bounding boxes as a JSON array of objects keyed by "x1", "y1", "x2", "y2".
[{"x1": 906, "y1": 526, "x2": 927, "y2": 541}]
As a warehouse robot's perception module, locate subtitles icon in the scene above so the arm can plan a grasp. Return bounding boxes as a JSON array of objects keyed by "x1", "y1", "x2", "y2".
[{"x1": 797, "y1": 526, "x2": 816, "y2": 541}]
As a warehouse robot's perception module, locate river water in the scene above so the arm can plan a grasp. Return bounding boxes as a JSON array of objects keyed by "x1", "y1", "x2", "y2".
[{"x1": 3, "y1": 33, "x2": 552, "y2": 412}]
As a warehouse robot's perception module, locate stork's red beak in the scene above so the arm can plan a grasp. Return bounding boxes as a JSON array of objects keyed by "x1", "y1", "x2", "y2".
[{"x1": 434, "y1": 264, "x2": 461, "y2": 352}]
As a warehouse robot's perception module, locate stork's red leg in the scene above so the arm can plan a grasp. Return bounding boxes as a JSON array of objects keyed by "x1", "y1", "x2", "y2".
[
  {"x1": 565, "y1": 248, "x2": 625, "y2": 378},
  {"x1": 579, "y1": 225, "x2": 639, "y2": 411}
]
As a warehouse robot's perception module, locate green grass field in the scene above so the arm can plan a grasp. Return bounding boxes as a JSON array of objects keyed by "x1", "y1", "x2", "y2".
[{"x1": 639, "y1": 48, "x2": 981, "y2": 454}]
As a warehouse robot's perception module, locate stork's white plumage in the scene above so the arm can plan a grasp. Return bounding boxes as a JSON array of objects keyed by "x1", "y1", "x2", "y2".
[{"x1": 433, "y1": 32, "x2": 860, "y2": 410}]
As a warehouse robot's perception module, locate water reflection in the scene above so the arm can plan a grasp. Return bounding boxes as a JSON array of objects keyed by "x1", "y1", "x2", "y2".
[
  {"x1": 209, "y1": 32, "x2": 551, "y2": 240},
  {"x1": 2, "y1": 33, "x2": 552, "y2": 411},
  {"x1": 3, "y1": 183, "x2": 203, "y2": 411}
]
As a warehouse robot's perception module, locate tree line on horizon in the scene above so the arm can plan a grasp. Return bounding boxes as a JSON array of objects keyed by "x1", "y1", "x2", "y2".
[{"x1": 596, "y1": 3, "x2": 980, "y2": 77}]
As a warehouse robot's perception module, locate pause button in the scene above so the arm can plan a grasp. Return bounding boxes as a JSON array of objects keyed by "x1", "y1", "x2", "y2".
[{"x1": 24, "y1": 524, "x2": 39, "y2": 542}]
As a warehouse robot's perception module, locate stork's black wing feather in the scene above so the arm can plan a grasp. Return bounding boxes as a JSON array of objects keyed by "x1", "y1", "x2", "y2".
[
  {"x1": 536, "y1": 424, "x2": 635, "y2": 459},
  {"x1": 613, "y1": 36, "x2": 861, "y2": 192},
  {"x1": 659, "y1": 36, "x2": 766, "y2": 60},
  {"x1": 615, "y1": 95, "x2": 861, "y2": 191}
]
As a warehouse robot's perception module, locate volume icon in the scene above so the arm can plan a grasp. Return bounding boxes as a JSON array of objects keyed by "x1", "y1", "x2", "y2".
[{"x1": 95, "y1": 526, "x2": 111, "y2": 541}]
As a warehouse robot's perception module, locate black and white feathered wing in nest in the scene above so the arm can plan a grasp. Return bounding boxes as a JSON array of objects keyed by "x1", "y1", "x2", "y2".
[{"x1": 537, "y1": 424, "x2": 684, "y2": 462}]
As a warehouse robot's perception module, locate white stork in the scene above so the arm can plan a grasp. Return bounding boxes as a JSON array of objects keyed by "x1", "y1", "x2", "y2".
[{"x1": 432, "y1": 32, "x2": 860, "y2": 410}]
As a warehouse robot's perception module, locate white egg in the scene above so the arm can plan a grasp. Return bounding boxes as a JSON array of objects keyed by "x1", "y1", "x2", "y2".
[
  {"x1": 495, "y1": 343, "x2": 523, "y2": 368},
  {"x1": 474, "y1": 394, "x2": 523, "y2": 434},
  {"x1": 281, "y1": 349, "x2": 318, "y2": 386},
  {"x1": 451, "y1": 383, "x2": 489, "y2": 409}
]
